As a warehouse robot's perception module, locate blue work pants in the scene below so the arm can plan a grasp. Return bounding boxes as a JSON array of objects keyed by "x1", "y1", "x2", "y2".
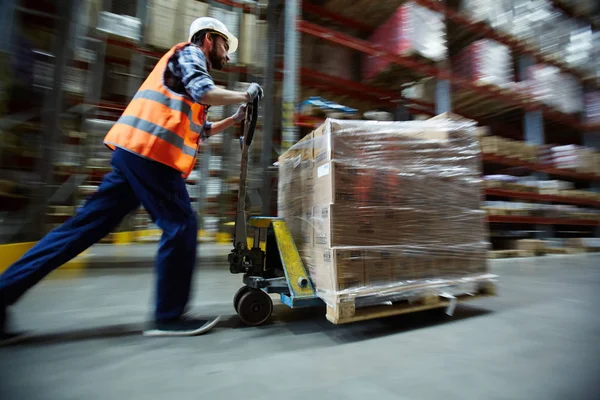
[{"x1": 0, "y1": 148, "x2": 198, "y2": 321}]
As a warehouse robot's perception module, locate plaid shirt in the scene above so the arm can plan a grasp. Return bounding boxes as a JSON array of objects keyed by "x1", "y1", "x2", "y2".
[{"x1": 165, "y1": 44, "x2": 215, "y2": 135}]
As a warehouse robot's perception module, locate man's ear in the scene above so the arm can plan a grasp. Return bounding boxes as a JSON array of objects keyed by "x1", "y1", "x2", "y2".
[{"x1": 205, "y1": 32, "x2": 213, "y2": 47}]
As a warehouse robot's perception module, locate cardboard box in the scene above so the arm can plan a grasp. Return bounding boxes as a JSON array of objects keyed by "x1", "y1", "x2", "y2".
[
  {"x1": 147, "y1": 0, "x2": 178, "y2": 49},
  {"x1": 515, "y1": 239, "x2": 545, "y2": 252},
  {"x1": 176, "y1": 1, "x2": 210, "y2": 43},
  {"x1": 240, "y1": 12, "x2": 257, "y2": 65},
  {"x1": 313, "y1": 248, "x2": 365, "y2": 292},
  {"x1": 278, "y1": 118, "x2": 489, "y2": 303},
  {"x1": 363, "y1": 249, "x2": 393, "y2": 286}
]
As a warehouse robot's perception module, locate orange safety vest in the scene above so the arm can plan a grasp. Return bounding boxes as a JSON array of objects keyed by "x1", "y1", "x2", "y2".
[{"x1": 104, "y1": 42, "x2": 208, "y2": 178}]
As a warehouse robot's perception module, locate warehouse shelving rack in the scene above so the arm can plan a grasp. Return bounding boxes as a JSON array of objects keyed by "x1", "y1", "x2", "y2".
[{"x1": 272, "y1": 0, "x2": 600, "y2": 244}]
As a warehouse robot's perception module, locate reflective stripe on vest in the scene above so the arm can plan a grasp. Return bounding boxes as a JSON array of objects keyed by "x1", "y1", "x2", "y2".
[
  {"x1": 115, "y1": 115, "x2": 198, "y2": 157},
  {"x1": 133, "y1": 89, "x2": 205, "y2": 135},
  {"x1": 102, "y1": 42, "x2": 208, "y2": 178}
]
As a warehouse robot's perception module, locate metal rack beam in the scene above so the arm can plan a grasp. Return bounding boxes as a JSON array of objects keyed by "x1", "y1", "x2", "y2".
[
  {"x1": 485, "y1": 188, "x2": 600, "y2": 208},
  {"x1": 487, "y1": 216, "x2": 600, "y2": 226}
]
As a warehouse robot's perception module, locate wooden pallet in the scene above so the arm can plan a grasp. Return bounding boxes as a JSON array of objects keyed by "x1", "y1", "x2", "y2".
[
  {"x1": 485, "y1": 208, "x2": 531, "y2": 217},
  {"x1": 326, "y1": 281, "x2": 496, "y2": 324}
]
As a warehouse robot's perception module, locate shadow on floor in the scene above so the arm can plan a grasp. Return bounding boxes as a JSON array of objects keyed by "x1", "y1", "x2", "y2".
[
  {"x1": 218, "y1": 302, "x2": 493, "y2": 344},
  {"x1": 3, "y1": 303, "x2": 492, "y2": 348},
  {"x1": 4, "y1": 323, "x2": 145, "y2": 347}
]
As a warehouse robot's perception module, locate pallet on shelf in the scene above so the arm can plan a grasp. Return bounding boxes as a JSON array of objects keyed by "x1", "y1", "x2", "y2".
[{"x1": 488, "y1": 249, "x2": 536, "y2": 259}]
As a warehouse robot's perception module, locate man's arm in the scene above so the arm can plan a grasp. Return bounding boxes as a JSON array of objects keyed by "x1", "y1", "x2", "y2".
[
  {"x1": 177, "y1": 45, "x2": 248, "y2": 106},
  {"x1": 202, "y1": 104, "x2": 246, "y2": 138},
  {"x1": 201, "y1": 87, "x2": 248, "y2": 106},
  {"x1": 204, "y1": 117, "x2": 237, "y2": 137}
]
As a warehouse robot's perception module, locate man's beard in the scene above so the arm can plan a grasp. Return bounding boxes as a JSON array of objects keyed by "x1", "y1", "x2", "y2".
[{"x1": 209, "y1": 46, "x2": 225, "y2": 70}]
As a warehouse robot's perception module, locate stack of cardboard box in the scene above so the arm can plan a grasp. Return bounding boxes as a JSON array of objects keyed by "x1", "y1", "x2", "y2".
[{"x1": 278, "y1": 119, "x2": 490, "y2": 307}]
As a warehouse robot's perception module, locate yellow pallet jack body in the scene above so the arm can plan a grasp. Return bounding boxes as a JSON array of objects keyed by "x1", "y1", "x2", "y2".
[{"x1": 228, "y1": 98, "x2": 321, "y2": 326}]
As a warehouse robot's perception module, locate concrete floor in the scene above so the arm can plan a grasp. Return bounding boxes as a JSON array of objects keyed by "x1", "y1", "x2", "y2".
[{"x1": 1, "y1": 254, "x2": 599, "y2": 400}]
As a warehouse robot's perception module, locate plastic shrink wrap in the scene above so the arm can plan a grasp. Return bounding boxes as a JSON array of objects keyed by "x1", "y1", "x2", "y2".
[{"x1": 278, "y1": 118, "x2": 494, "y2": 311}]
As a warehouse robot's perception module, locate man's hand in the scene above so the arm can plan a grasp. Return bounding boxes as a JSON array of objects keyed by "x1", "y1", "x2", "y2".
[
  {"x1": 232, "y1": 104, "x2": 247, "y2": 123},
  {"x1": 246, "y1": 83, "x2": 263, "y2": 102}
]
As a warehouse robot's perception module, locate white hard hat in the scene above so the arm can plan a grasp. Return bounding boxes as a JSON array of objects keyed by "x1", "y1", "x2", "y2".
[{"x1": 188, "y1": 17, "x2": 238, "y2": 54}]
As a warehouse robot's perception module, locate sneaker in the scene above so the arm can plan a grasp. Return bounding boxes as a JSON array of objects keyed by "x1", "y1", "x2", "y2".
[
  {"x1": 142, "y1": 315, "x2": 221, "y2": 337},
  {"x1": 0, "y1": 305, "x2": 28, "y2": 346}
]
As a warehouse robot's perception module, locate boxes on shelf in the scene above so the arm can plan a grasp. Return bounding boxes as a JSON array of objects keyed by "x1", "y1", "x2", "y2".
[
  {"x1": 453, "y1": 39, "x2": 514, "y2": 88},
  {"x1": 97, "y1": 11, "x2": 142, "y2": 42},
  {"x1": 480, "y1": 135, "x2": 538, "y2": 162},
  {"x1": 460, "y1": 0, "x2": 598, "y2": 76},
  {"x1": 525, "y1": 65, "x2": 583, "y2": 114},
  {"x1": 585, "y1": 91, "x2": 600, "y2": 125},
  {"x1": 239, "y1": 12, "x2": 257, "y2": 65},
  {"x1": 541, "y1": 144, "x2": 597, "y2": 173},
  {"x1": 146, "y1": 0, "x2": 179, "y2": 49},
  {"x1": 318, "y1": 42, "x2": 357, "y2": 81},
  {"x1": 175, "y1": 0, "x2": 209, "y2": 44},
  {"x1": 363, "y1": 1, "x2": 447, "y2": 82},
  {"x1": 208, "y1": 5, "x2": 240, "y2": 64},
  {"x1": 278, "y1": 117, "x2": 491, "y2": 310}
]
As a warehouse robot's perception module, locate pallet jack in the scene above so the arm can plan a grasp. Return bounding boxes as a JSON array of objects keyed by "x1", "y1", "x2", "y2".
[{"x1": 228, "y1": 98, "x2": 322, "y2": 326}]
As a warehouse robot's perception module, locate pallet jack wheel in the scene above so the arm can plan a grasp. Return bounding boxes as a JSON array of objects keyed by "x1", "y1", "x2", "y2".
[
  {"x1": 236, "y1": 289, "x2": 273, "y2": 326},
  {"x1": 233, "y1": 286, "x2": 251, "y2": 313}
]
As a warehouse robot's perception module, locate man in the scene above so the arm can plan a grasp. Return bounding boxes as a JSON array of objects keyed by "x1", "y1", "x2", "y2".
[{"x1": 0, "y1": 17, "x2": 262, "y2": 343}]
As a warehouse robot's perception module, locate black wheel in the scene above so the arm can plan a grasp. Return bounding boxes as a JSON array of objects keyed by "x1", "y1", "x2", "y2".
[
  {"x1": 237, "y1": 289, "x2": 273, "y2": 326},
  {"x1": 233, "y1": 286, "x2": 251, "y2": 313}
]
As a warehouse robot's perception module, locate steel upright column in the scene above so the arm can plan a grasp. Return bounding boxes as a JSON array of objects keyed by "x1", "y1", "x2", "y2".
[
  {"x1": 519, "y1": 54, "x2": 553, "y2": 240},
  {"x1": 260, "y1": 0, "x2": 278, "y2": 215},
  {"x1": 435, "y1": 79, "x2": 451, "y2": 115},
  {"x1": 282, "y1": 0, "x2": 300, "y2": 151}
]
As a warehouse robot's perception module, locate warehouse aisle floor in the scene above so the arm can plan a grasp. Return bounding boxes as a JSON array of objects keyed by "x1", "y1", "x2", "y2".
[{"x1": 1, "y1": 254, "x2": 599, "y2": 400}]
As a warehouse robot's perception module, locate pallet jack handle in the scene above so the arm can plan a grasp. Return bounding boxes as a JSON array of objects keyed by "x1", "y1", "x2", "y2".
[
  {"x1": 240, "y1": 97, "x2": 259, "y2": 148},
  {"x1": 233, "y1": 97, "x2": 260, "y2": 249}
]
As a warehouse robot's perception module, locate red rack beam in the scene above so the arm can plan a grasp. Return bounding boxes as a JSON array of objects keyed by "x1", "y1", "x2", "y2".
[
  {"x1": 301, "y1": 1, "x2": 373, "y2": 34},
  {"x1": 485, "y1": 188, "x2": 600, "y2": 208},
  {"x1": 297, "y1": 20, "x2": 444, "y2": 79},
  {"x1": 487, "y1": 215, "x2": 600, "y2": 226}
]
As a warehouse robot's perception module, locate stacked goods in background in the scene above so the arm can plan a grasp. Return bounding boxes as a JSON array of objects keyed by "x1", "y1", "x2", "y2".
[
  {"x1": 479, "y1": 135, "x2": 538, "y2": 162},
  {"x1": 479, "y1": 133, "x2": 600, "y2": 176},
  {"x1": 584, "y1": 92, "x2": 600, "y2": 125},
  {"x1": 522, "y1": 65, "x2": 583, "y2": 114},
  {"x1": 483, "y1": 200, "x2": 600, "y2": 219},
  {"x1": 278, "y1": 118, "x2": 493, "y2": 315},
  {"x1": 146, "y1": 0, "x2": 179, "y2": 49},
  {"x1": 175, "y1": 0, "x2": 210, "y2": 44},
  {"x1": 208, "y1": 6, "x2": 240, "y2": 64},
  {"x1": 538, "y1": 144, "x2": 600, "y2": 174},
  {"x1": 453, "y1": 39, "x2": 514, "y2": 88},
  {"x1": 460, "y1": 0, "x2": 599, "y2": 77},
  {"x1": 362, "y1": 1, "x2": 447, "y2": 82},
  {"x1": 544, "y1": 145, "x2": 596, "y2": 173}
]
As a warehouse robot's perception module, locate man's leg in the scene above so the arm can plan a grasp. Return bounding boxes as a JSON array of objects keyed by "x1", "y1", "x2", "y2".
[
  {"x1": 111, "y1": 149, "x2": 218, "y2": 336},
  {"x1": 0, "y1": 154, "x2": 141, "y2": 339}
]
